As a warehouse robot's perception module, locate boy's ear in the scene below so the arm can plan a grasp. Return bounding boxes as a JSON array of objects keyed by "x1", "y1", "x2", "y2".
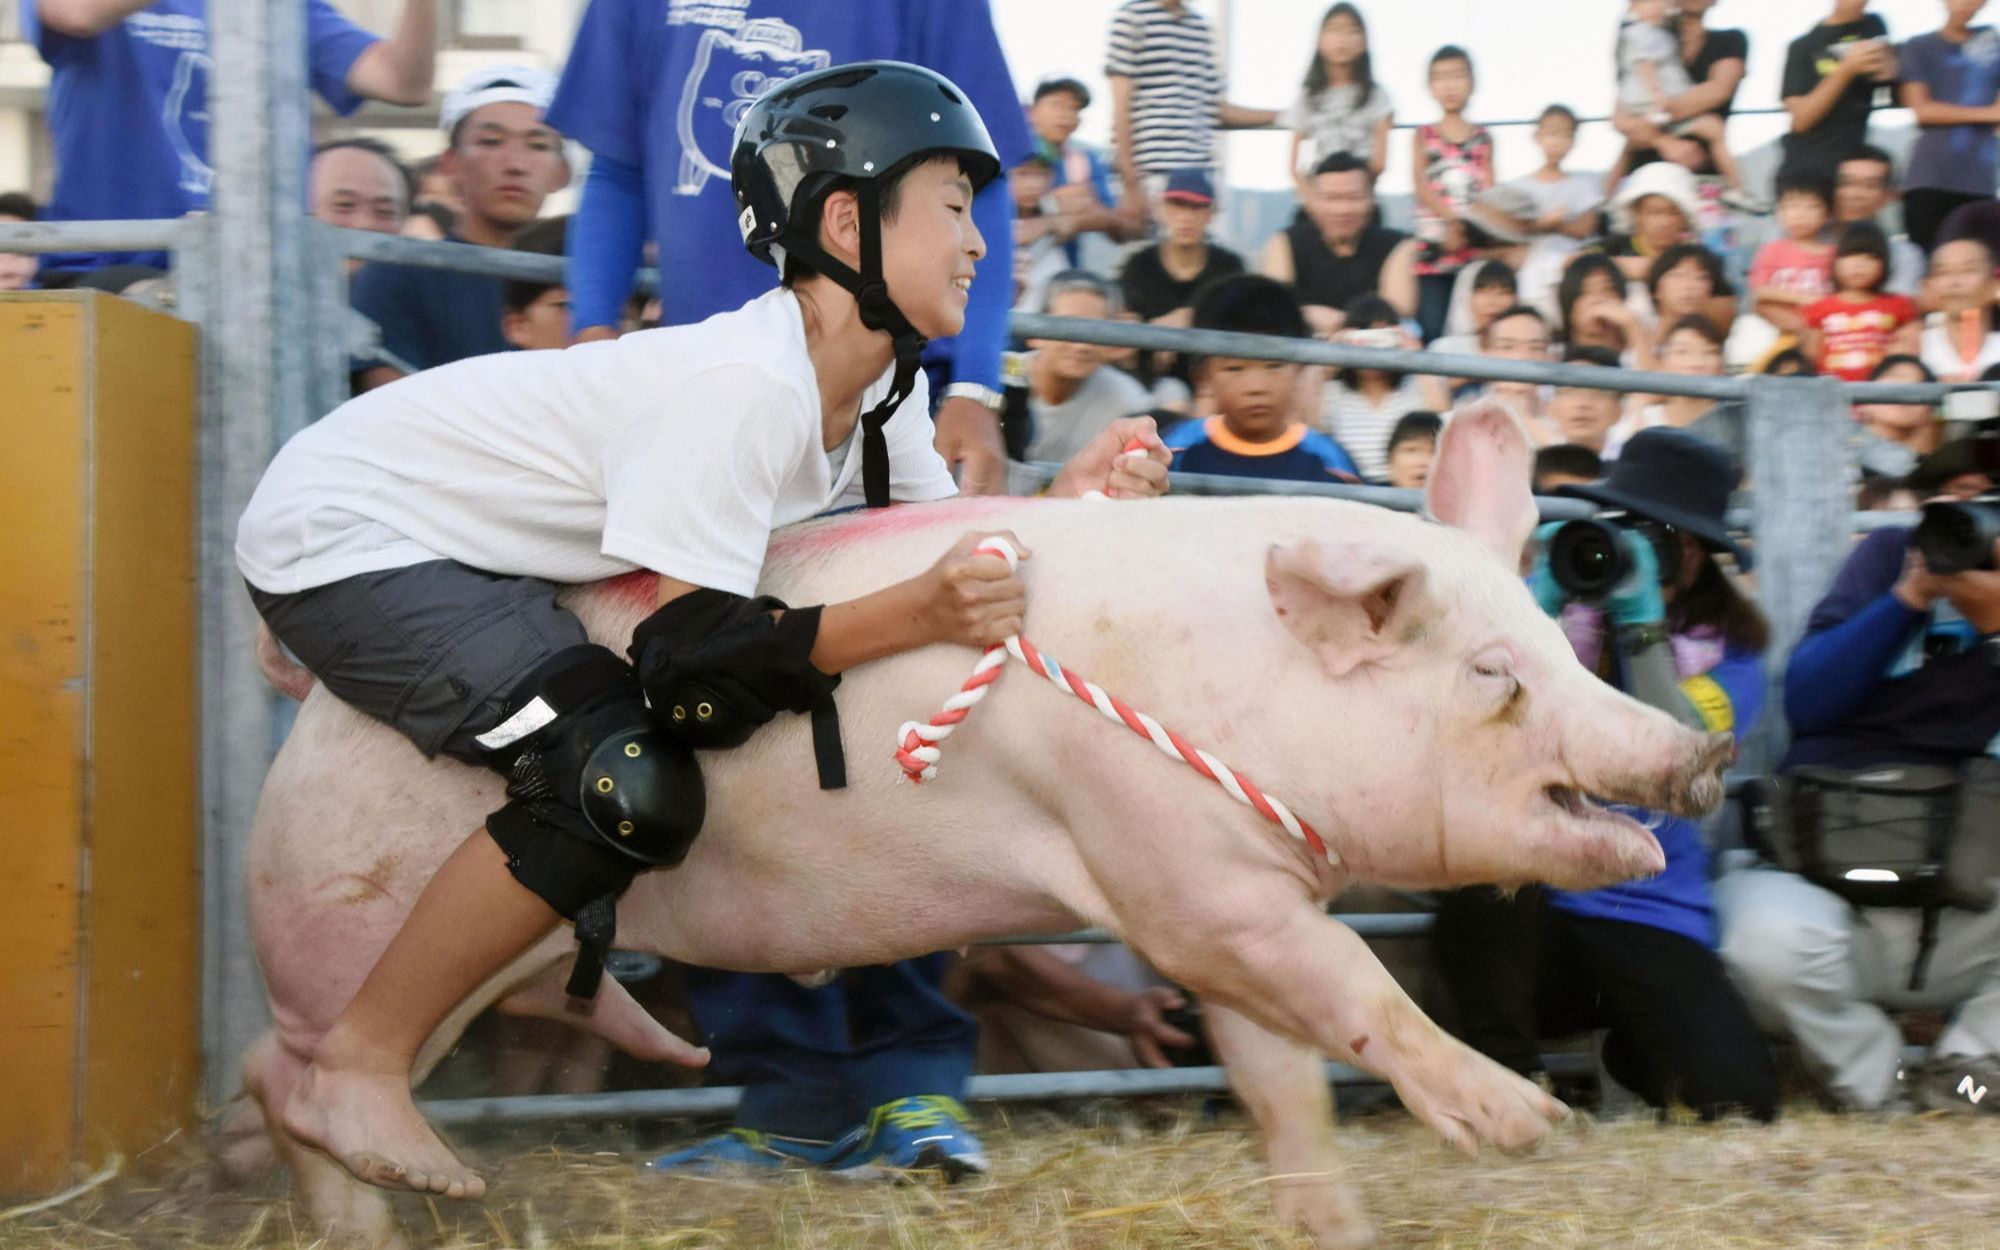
[
  {"x1": 501, "y1": 309, "x2": 530, "y2": 351},
  {"x1": 818, "y1": 188, "x2": 862, "y2": 268}
]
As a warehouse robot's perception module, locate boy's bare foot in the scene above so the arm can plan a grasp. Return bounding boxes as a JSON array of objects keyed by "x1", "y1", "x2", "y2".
[{"x1": 283, "y1": 1035, "x2": 485, "y2": 1200}]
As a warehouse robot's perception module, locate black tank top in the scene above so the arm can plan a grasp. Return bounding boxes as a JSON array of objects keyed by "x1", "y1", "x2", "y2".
[{"x1": 1286, "y1": 217, "x2": 1404, "y2": 314}]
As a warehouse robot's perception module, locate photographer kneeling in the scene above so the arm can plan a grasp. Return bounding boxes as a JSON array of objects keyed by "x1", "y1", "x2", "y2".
[
  {"x1": 1433, "y1": 429, "x2": 1778, "y2": 1122},
  {"x1": 1715, "y1": 439, "x2": 2000, "y2": 1115}
]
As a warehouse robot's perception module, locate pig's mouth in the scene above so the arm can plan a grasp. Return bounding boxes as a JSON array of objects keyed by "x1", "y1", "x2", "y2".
[{"x1": 1538, "y1": 783, "x2": 1666, "y2": 882}]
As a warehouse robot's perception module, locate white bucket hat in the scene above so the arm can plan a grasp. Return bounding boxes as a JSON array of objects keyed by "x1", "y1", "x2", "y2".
[{"x1": 1609, "y1": 161, "x2": 1701, "y2": 234}]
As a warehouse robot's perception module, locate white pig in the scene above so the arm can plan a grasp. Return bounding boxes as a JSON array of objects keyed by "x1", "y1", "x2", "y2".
[{"x1": 239, "y1": 405, "x2": 1730, "y2": 1249}]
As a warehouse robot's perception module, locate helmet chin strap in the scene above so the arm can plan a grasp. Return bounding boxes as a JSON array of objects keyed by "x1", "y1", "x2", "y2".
[{"x1": 782, "y1": 181, "x2": 928, "y2": 510}]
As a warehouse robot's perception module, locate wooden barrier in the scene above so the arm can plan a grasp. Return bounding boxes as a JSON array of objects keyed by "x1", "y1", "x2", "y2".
[{"x1": 0, "y1": 292, "x2": 200, "y2": 1196}]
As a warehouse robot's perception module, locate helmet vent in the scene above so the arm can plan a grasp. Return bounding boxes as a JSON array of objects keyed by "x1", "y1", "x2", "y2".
[
  {"x1": 936, "y1": 84, "x2": 964, "y2": 105},
  {"x1": 808, "y1": 104, "x2": 848, "y2": 121}
]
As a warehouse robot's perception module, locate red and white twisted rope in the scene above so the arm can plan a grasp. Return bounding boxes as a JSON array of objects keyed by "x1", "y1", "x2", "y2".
[{"x1": 894, "y1": 536, "x2": 1332, "y2": 863}]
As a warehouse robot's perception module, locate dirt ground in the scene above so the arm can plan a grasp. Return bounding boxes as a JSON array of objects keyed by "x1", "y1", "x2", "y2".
[{"x1": 4, "y1": 1099, "x2": 1999, "y2": 1250}]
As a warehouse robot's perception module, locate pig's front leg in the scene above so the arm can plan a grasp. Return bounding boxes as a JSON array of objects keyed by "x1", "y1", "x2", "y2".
[
  {"x1": 1191, "y1": 903, "x2": 1569, "y2": 1160},
  {"x1": 1206, "y1": 1001, "x2": 1375, "y2": 1250}
]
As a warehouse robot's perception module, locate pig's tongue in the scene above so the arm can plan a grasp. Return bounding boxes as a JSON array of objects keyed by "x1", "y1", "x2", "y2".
[{"x1": 1544, "y1": 784, "x2": 1667, "y2": 883}]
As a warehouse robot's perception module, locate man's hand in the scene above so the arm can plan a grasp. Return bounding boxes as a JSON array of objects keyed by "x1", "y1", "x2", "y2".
[
  {"x1": 915, "y1": 530, "x2": 1030, "y2": 647},
  {"x1": 1050, "y1": 416, "x2": 1172, "y2": 500},
  {"x1": 1115, "y1": 986, "x2": 1199, "y2": 1069},
  {"x1": 935, "y1": 396, "x2": 1009, "y2": 496},
  {"x1": 1894, "y1": 546, "x2": 1948, "y2": 613},
  {"x1": 1844, "y1": 39, "x2": 1894, "y2": 82},
  {"x1": 1938, "y1": 540, "x2": 2000, "y2": 634}
]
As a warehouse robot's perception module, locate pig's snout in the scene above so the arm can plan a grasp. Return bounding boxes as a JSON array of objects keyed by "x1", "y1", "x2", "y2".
[{"x1": 1582, "y1": 729, "x2": 1733, "y2": 819}]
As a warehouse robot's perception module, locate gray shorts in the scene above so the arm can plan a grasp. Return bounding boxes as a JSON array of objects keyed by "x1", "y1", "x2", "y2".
[{"x1": 249, "y1": 561, "x2": 590, "y2": 764}]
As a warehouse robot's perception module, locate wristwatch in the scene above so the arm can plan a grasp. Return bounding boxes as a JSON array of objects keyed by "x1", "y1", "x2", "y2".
[{"x1": 941, "y1": 382, "x2": 1006, "y2": 412}]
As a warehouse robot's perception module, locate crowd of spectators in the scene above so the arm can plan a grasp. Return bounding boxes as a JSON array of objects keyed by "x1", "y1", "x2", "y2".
[{"x1": 5, "y1": 0, "x2": 2000, "y2": 1160}]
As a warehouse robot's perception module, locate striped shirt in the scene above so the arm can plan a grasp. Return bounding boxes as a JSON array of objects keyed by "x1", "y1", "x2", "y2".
[{"x1": 1105, "y1": 0, "x2": 1223, "y2": 174}]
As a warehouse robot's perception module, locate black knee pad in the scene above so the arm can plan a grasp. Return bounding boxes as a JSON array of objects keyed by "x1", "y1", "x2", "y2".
[{"x1": 487, "y1": 799, "x2": 642, "y2": 920}]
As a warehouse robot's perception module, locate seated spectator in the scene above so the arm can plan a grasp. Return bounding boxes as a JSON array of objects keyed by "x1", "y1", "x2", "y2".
[
  {"x1": 1853, "y1": 355, "x2": 1943, "y2": 481},
  {"x1": 1614, "y1": 315, "x2": 1744, "y2": 462},
  {"x1": 1908, "y1": 432, "x2": 2000, "y2": 501},
  {"x1": 1920, "y1": 239, "x2": 2000, "y2": 381},
  {"x1": 1533, "y1": 443, "x2": 1606, "y2": 493},
  {"x1": 1895, "y1": 5, "x2": 2000, "y2": 252},
  {"x1": 1436, "y1": 429, "x2": 1778, "y2": 1123},
  {"x1": 20, "y1": 0, "x2": 433, "y2": 281},
  {"x1": 1559, "y1": 251, "x2": 1654, "y2": 369},
  {"x1": 351, "y1": 66, "x2": 569, "y2": 389},
  {"x1": 1410, "y1": 45, "x2": 1495, "y2": 342},
  {"x1": 410, "y1": 153, "x2": 461, "y2": 217},
  {"x1": 1716, "y1": 435, "x2": 2000, "y2": 1114},
  {"x1": 1383, "y1": 411, "x2": 1442, "y2": 490},
  {"x1": 1603, "y1": 161, "x2": 1703, "y2": 285},
  {"x1": 1261, "y1": 153, "x2": 1419, "y2": 334},
  {"x1": 1430, "y1": 259, "x2": 1518, "y2": 360},
  {"x1": 499, "y1": 216, "x2": 571, "y2": 352},
  {"x1": 1027, "y1": 76, "x2": 1140, "y2": 263},
  {"x1": 1644, "y1": 242, "x2": 1737, "y2": 353},
  {"x1": 1284, "y1": 3, "x2": 1395, "y2": 188},
  {"x1": 1476, "y1": 303, "x2": 1558, "y2": 444},
  {"x1": 1548, "y1": 345, "x2": 1628, "y2": 456},
  {"x1": 1615, "y1": 0, "x2": 1759, "y2": 212},
  {"x1": 1163, "y1": 275, "x2": 1361, "y2": 482},
  {"x1": 1105, "y1": 0, "x2": 1278, "y2": 208},
  {"x1": 1496, "y1": 106, "x2": 1604, "y2": 321},
  {"x1": 1779, "y1": 2, "x2": 1897, "y2": 183},
  {"x1": 1010, "y1": 152, "x2": 1069, "y2": 312},
  {"x1": 309, "y1": 138, "x2": 413, "y2": 273},
  {"x1": 1750, "y1": 168, "x2": 1837, "y2": 336},
  {"x1": 956, "y1": 945, "x2": 1198, "y2": 1074},
  {"x1": 0, "y1": 192, "x2": 39, "y2": 292},
  {"x1": 1801, "y1": 222, "x2": 1920, "y2": 382},
  {"x1": 1833, "y1": 145, "x2": 1929, "y2": 299},
  {"x1": 402, "y1": 202, "x2": 454, "y2": 242},
  {"x1": 1019, "y1": 271, "x2": 1153, "y2": 465},
  {"x1": 1120, "y1": 169, "x2": 1245, "y2": 389},
  {"x1": 1319, "y1": 294, "x2": 1448, "y2": 480}
]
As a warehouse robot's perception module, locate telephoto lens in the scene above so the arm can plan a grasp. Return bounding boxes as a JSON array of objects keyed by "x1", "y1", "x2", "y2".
[
  {"x1": 1547, "y1": 518, "x2": 1631, "y2": 599},
  {"x1": 1913, "y1": 496, "x2": 2000, "y2": 575}
]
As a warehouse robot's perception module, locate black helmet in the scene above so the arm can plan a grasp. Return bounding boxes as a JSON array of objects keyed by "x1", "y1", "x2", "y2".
[
  {"x1": 729, "y1": 61, "x2": 1001, "y2": 511},
  {"x1": 731, "y1": 60, "x2": 1002, "y2": 269}
]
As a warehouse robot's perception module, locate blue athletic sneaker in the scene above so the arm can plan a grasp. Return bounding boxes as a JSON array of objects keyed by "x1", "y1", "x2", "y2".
[
  {"x1": 642, "y1": 1126, "x2": 877, "y2": 1178},
  {"x1": 861, "y1": 1095, "x2": 990, "y2": 1181}
]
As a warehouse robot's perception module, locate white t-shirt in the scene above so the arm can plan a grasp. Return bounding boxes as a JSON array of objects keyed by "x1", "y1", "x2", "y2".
[
  {"x1": 1509, "y1": 172, "x2": 1605, "y2": 321},
  {"x1": 236, "y1": 289, "x2": 957, "y2": 596}
]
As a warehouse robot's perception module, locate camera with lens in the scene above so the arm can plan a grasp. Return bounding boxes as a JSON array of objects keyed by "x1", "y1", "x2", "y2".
[
  {"x1": 1545, "y1": 511, "x2": 1678, "y2": 600},
  {"x1": 1913, "y1": 418, "x2": 2000, "y2": 575}
]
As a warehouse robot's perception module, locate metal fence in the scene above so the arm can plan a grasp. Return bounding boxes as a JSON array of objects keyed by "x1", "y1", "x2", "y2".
[{"x1": 5, "y1": 204, "x2": 1994, "y2": 1116}]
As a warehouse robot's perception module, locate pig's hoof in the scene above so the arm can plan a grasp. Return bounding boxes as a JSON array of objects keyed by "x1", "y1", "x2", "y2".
[
  {"x1": 1274, "y1": 1182, "x2": 1376, "y2": 1249},
  {"x1": 283, "y1": 1061, "x2": 487, "y2": 1200},
  {"x1": 1401, "y1": 1045, "x2": 1568, "y2": 1158}
]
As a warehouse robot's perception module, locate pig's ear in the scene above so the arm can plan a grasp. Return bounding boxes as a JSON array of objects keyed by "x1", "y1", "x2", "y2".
[
  {"x1": 1425, "y1": 398, "x2": 1538, "y2": 565},
  {"x1": 1266, "y1": 539, "x2": 1430, "y2": 678}
]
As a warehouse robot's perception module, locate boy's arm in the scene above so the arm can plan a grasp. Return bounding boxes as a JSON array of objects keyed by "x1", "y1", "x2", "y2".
[
  {"x1": 1219, "y1": 102, "x2": 1280, "y2": 129},
  {"x1": 1897, "y1": 79, "x2": 2000, "y2": 127},
  {"x1": 341, "y1": 0, "x2": 436, "y2": 107}
]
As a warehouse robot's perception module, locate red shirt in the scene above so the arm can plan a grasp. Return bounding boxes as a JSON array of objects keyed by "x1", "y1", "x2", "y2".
[{"x1": 1802, "y1": 293, "x2": 1918, "y2": 382}]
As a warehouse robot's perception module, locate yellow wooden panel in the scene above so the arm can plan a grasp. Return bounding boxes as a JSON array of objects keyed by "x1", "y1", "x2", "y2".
[
  {"x1": 0, "y1": 295, "x2": 89, "y2": 1193},
  {"x1": 76, "y1": 293, "x2": 201, "y2": 1164}
]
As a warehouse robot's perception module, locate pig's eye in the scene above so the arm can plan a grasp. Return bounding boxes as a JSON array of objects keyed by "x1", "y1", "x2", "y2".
[{"x1": 1474, "y1": 661, "x2": 1506, "y2": 679}]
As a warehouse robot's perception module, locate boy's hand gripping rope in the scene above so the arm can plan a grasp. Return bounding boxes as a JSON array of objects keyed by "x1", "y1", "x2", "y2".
[{"x1": 892, "y1": 536, "x2": 1332, "y2": 864}]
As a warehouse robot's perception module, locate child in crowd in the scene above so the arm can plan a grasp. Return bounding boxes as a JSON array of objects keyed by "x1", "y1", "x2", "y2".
[
  {"x1": 1383, "y1": 411, "x2": 1442, "y2": 490},
  {"x1": 1853, "y1": 354, "x2": 1943, "y2": 480},
  {"x1": 1321, "y1": 294, "x2": 1449, "y2": 479},
  {"x1": 1800, "y1": 221, "x2": 1919, "y2": 382},
  {"x1": 1477, "y1": 303, "x2": 1558, "y2": 443},
  {"x1": 1503, "y1": 106, "x2": 1604, "y2": 320},
  {"x1": 1411, "y1": 45, "x2": 1495, "y2": 342},
  {"x1": 1548, "y1": 344, "x2": 1627, "y2": 456},
  {"x1": 1750, "y1": 169, "x2": 1836, "y2": 336},
  {"x1": 1010, "y1": 151, "x2": 1068, "y2": 312},
  {"x1": 1613, "y1": 314, "x2": 1743, "y2": 462},
  {"x1": 1616, "y1": 0, "x2": 1759, "y2": 212},
  {"x1": 1533, "y1": 443, "x2": 1606, "y2": 493},
  {"x1": 1286, "y1": 3, "x2": 1395, "y2": 190},
  {"x1": 1644, "y1": 242, "x2": 1736, "y2": 354},
  {"x1": 1919, "y1": 238, "x2": 2000, "y2": 382},
  {"x1": 1559, "y1": 251, "x2": 1654, "y2": 369},
  {"x1": 500, "y1": 216, "x2": 572, "y2": 351},
  {"x1": 1164, "y1": 275, "x2": 1362, "y2": 482},
  {"x1": 1431, "y1": 259, "x2": 1518, "y2": 357}
]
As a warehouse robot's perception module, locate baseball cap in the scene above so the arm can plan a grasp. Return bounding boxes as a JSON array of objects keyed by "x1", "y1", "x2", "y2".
[
  {"x1": 440, "y1": 65, "x2": 558, "y2": 137},
  {"x1": 1162, "y1": 169, "x2": 1215, "y2": 205},
  {"x1": 1033, "y1": 76, "x2": 1092, "y2": 108}
]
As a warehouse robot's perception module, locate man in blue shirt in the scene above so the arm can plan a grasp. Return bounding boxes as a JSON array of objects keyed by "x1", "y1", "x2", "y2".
[
  {"x1": 1717, "y1": 449, "x2": 2000, "y2": 1114},
  {"x1": 21, "y1": 0, "x2": 437, "y2": 279},
  {"x1": 546, "y1": 0, "x2": 1033, "y2": 499},
  {"x1": 545, "y1": 5, "x2": 1034, "y2": 1180},
  {"x1": 350, "y1": 65, "x2": 571, "y2": 389},
  {"x1": 1026, "y1": 75, "x2": 1140, "y2": 267}
]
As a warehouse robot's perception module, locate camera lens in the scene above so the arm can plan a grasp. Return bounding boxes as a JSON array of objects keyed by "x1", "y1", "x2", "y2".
[
  {"x1": 1548, "y1": 518, "x2": 1631, "y2": 598},
  {"x1": 1915, "y1": 499, "x2": 2000, "y2": 575}
]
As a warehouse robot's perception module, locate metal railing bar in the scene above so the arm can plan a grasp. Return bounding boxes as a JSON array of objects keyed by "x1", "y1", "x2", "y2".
[{"x1": 0, "y1": 218, "x2": 186, "y2": 252}]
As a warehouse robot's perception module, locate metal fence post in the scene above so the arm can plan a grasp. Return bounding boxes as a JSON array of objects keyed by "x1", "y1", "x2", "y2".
[
  {"x1": 198, "y1": 0, "x2": 313, "y2": 1103},
  {"x1": 1744, "y1": 374, "x2": 1852, "y2": 774},
  {"x1": 301, "y1": 220, "x2": 353, "y2": 429}
]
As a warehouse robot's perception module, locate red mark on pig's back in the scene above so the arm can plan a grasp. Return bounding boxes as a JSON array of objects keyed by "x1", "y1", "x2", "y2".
[
  {"x1": 598, "y1": 569, "x2": 662, "y2": 612},
  {"x1": 769, "y1": 498, "x2": 1037, "y2": 562}
]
